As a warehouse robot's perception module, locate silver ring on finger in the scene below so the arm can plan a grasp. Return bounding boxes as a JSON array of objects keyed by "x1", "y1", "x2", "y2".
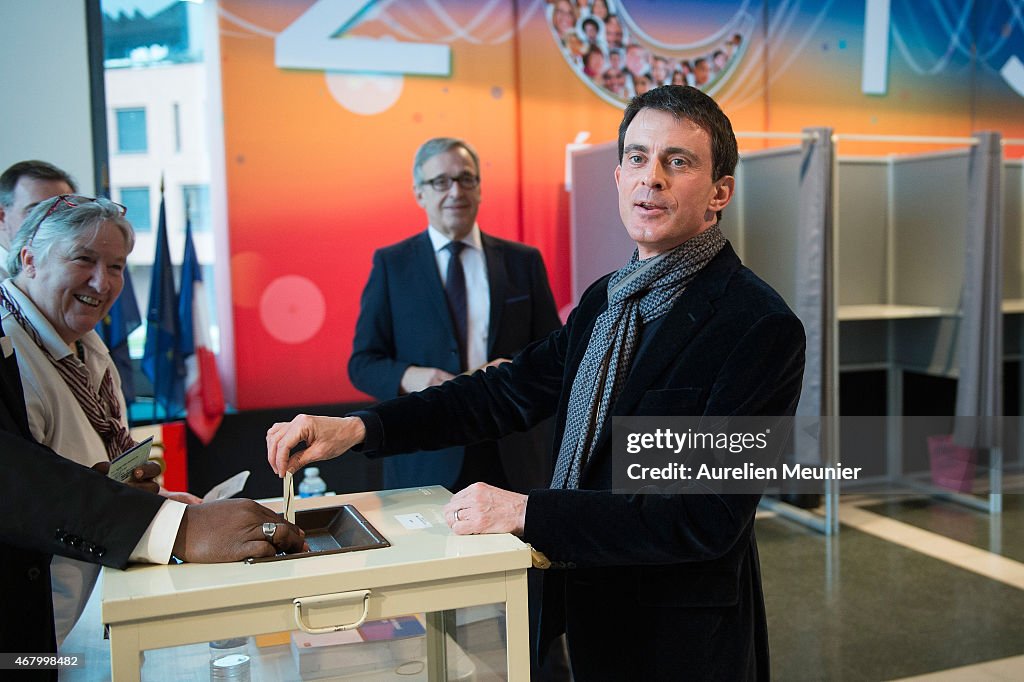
[
  {"x1": 454, "y1": 508, "x2": 462, "y2": 522},
  {"x1": 262, "y1": 522, "x2": 277, "y2": 540}
]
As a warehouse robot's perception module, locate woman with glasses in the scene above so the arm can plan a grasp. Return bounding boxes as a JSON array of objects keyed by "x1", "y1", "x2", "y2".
[{"x1": 0, "y1": 194, "x2": 198, "y2": 645}]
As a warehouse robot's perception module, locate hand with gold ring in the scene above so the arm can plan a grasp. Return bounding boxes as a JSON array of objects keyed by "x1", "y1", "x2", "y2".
[{"x1": 443, "y1": 482, "x2": 528, "y2": 536}]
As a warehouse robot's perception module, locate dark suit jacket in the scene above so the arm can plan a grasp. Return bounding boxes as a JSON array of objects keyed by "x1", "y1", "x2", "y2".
[
  {"x1": 348, "y1": 230, "x2": 561, "y2": 492},
  {"x1": 357, "y1": 242, "x2": 806, "y2": 680},
  {"x1": 0, "y1": 326, "x2": 163, "y2": 664}
]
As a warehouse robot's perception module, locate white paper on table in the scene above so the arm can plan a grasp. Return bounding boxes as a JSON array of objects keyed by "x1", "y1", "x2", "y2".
[{"x1": 202, "y1": 470, "x2": 250, "y2": 502}]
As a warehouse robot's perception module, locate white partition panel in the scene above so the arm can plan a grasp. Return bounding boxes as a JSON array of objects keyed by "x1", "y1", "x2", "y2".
[
  {"x1": 1004, "y1": 161, "x2": 1023, "y2": 302},
  {"x1": 569, "y1": 142, "x2": 633, "y2": 304},
  {"x1": 734, "y1": 147, "x2": 802, "y2": 305},
  {"x1": 890, "y1": 151, "x2": 970, "y2": 309},
  {"x1": 836, "y1": 159, "x2": 890, "y2": 307}
]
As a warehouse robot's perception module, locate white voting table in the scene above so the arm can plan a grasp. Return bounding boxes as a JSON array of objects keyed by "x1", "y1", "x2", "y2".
[{"x1": 101, "y1": 486, "x2": 532, "y2": 681}]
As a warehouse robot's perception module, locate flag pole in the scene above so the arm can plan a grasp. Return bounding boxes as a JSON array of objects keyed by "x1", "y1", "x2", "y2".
[{"x1": 153, "y1": 173, "x2": 165, "y2": 424}]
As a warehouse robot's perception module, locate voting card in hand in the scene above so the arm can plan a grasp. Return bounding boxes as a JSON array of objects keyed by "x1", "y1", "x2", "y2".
[{"x1": 107, "y1": 436, "x2": 154, "y2": 483}]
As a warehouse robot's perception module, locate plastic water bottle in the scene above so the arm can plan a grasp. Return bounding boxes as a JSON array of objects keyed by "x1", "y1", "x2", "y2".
[
  {"x1": 298, "y1": 467, "x2": 327, "y2": 497},
  {"x1": 209, "y1": 638, "x2": 250, "y2": 681}
]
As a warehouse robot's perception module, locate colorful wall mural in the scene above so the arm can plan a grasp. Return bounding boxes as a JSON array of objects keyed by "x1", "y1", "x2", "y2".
[{"x1": 216, "y1": 0, "x2": 1024, "y2": 408}]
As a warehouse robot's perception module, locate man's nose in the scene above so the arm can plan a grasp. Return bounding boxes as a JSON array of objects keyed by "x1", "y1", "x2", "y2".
[
  {"x1": 643, "y1": 163, "x2": 666, "y2": 189},
  {"x1": 446, "y1": 179, "x2": 465, "y2": 198}
]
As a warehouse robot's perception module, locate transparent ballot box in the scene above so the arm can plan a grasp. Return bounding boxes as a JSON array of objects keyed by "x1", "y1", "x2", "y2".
[
  {"x1": 136, "y1": 609, "x2": 508, "y2": 681},
  {"x1": 100, "y1": 487, "x2": 532, "y2": 681}
]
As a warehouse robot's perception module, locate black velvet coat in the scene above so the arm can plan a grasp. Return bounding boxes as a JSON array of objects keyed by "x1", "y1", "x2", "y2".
[{"x1": 360, "y1": 242, "x2": 806, "y2": 680}]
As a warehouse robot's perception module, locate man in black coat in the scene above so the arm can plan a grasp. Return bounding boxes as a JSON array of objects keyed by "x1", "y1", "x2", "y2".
[{"x1": 268, "y1": 86, "x2": 805, "y2": 680}]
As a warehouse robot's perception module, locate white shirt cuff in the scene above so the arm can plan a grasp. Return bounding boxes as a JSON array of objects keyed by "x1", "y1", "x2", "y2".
[{"x1": 129, "y1": 499, "x2": 188, "y2": 564}]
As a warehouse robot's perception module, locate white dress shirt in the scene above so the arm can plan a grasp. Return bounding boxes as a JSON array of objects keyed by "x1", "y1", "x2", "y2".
[
  {"x1": 0, "y1": 279, "x2": 182, "y2": 644},
  {"x1": 427, "y1": 224, "x2": 490, "y2": 371}
]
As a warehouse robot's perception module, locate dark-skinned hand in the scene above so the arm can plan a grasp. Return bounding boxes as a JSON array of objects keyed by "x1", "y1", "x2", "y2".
[
  {"x1": 171, "y1": 498, "x2": 307, "y2": 562},
  {"x1": 91, "y1": 460, "x2": 162, "y2": 495}
]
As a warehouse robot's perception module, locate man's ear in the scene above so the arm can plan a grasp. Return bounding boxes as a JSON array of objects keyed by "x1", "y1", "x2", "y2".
[
  {"x1": 709, "y1": 175, "x2": 735, "y2": 213},
  {"x1": 413, "y1": 184, "x2": 426, "y2": 209},
  {"x1": 614, "y1": 165, "x2": 622, "y2": 190}
]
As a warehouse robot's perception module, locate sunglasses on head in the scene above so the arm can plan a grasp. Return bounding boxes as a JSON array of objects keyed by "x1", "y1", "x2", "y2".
[{"x1": 28, "y1": 194, "x2": 127, "y2": 246}]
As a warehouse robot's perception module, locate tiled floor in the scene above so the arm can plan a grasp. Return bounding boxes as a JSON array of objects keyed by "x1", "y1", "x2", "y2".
[{"x1": 759, "y1": 488, "x2": 1024, "y2": 681}]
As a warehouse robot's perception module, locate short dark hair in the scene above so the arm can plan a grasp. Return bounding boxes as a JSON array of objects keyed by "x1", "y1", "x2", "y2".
[
  {"x1": 0, "y1": 160, "x2": 77, "y2": 207},
  {"x1": 617, "y1": 85, "x2": 738, "y2": 182}
]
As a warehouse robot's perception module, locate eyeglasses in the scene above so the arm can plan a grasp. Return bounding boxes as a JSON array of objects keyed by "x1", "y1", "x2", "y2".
[
  {"x1": 420, "y1": 174, "x2": 480, "y2": 192},
  {"x1": 28, "y1": 194, "x2": 127, "y2": 246}
]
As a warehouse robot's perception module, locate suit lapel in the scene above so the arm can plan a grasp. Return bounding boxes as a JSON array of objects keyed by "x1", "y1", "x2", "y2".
[
  {"x1": 0, "y1": 329, "x2": 32, "y2": 438},
  {"x1": 482, "y1": 233, "x2": 506, "y2": 358},
  {"x1": 412, "y1": 232, "x2": 458, "y2": 342},
  {"x1": 611, "y1": 291, "x2": 714, "y2": 418}
]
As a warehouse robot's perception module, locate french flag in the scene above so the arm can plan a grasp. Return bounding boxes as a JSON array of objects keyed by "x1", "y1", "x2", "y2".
[{"x1": 178, "y1": 217, "x2": 225, "y2": 444}]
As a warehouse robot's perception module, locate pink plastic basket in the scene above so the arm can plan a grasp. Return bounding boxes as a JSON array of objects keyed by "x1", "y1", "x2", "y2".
[{"x1": 926, "y1": 434, "x2": 977, "y2": 493}]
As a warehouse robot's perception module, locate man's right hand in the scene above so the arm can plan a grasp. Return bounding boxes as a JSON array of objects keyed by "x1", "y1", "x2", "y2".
[
  {"x1": 266, "y1": 414, "x2": 367, "y2": 476},
  {"x1": 400, "y1": 365, "x2": 456, "y2": 394},
  {"x1": 171, "y1": 499, "x2": 306, "y2": 562}
]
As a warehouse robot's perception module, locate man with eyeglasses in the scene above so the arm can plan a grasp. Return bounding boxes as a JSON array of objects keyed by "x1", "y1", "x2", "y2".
[
  {"x1": 350, "y1": 137, "x2": 560, "y2": 494},
  {"x1": 0, "y1": 160, "x2": 76, "y2": 280},
  {"x1": 348, "y1": 137, "x2": 568, "y2": 680}
]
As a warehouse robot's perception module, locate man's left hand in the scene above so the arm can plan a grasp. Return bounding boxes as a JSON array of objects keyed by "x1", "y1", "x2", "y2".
[{"x1": 444, "y1": 482, "x2": 527, "y2": 536}]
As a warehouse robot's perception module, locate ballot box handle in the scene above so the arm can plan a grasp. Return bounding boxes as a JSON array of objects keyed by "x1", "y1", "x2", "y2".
[{"x1": 292, "y1": 589, "x2": 371, "y2": 634}]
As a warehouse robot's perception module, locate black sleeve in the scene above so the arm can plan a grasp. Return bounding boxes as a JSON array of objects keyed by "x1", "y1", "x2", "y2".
[
  {"x1": 362, "y1": 313, "x2": 573, "y2": 457},
  {"x1": 0, "y1": 430, "x2": 164, "y2": 569}
]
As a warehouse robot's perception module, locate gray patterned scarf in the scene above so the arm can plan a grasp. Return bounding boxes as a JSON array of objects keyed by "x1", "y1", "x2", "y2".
[{"x1": 550, "y1": 224, "x2": 726, "y2": 489}]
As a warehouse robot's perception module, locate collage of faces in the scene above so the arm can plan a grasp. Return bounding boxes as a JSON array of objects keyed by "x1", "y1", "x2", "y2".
[{"x1": 547, "y1": 0, "x2": 744, "y2": 103}]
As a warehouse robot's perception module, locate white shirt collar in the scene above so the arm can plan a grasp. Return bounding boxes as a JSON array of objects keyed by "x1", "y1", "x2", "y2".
[
  {"x1": 1, "y1": 279, "x2": 78, "y2": 360},
  {"x1": 427, "y1": 223, "x2": 483, "y2": 253}
]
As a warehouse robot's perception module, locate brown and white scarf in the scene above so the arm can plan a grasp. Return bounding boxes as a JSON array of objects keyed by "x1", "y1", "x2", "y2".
[{"x1": 0, "y1": 284, "x2": 135, "y2": 461}]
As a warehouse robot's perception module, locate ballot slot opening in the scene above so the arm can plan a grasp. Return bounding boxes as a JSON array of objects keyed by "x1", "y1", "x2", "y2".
[{"x1": 246, "y1": 504, "x2": 390, "y2": 563}]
